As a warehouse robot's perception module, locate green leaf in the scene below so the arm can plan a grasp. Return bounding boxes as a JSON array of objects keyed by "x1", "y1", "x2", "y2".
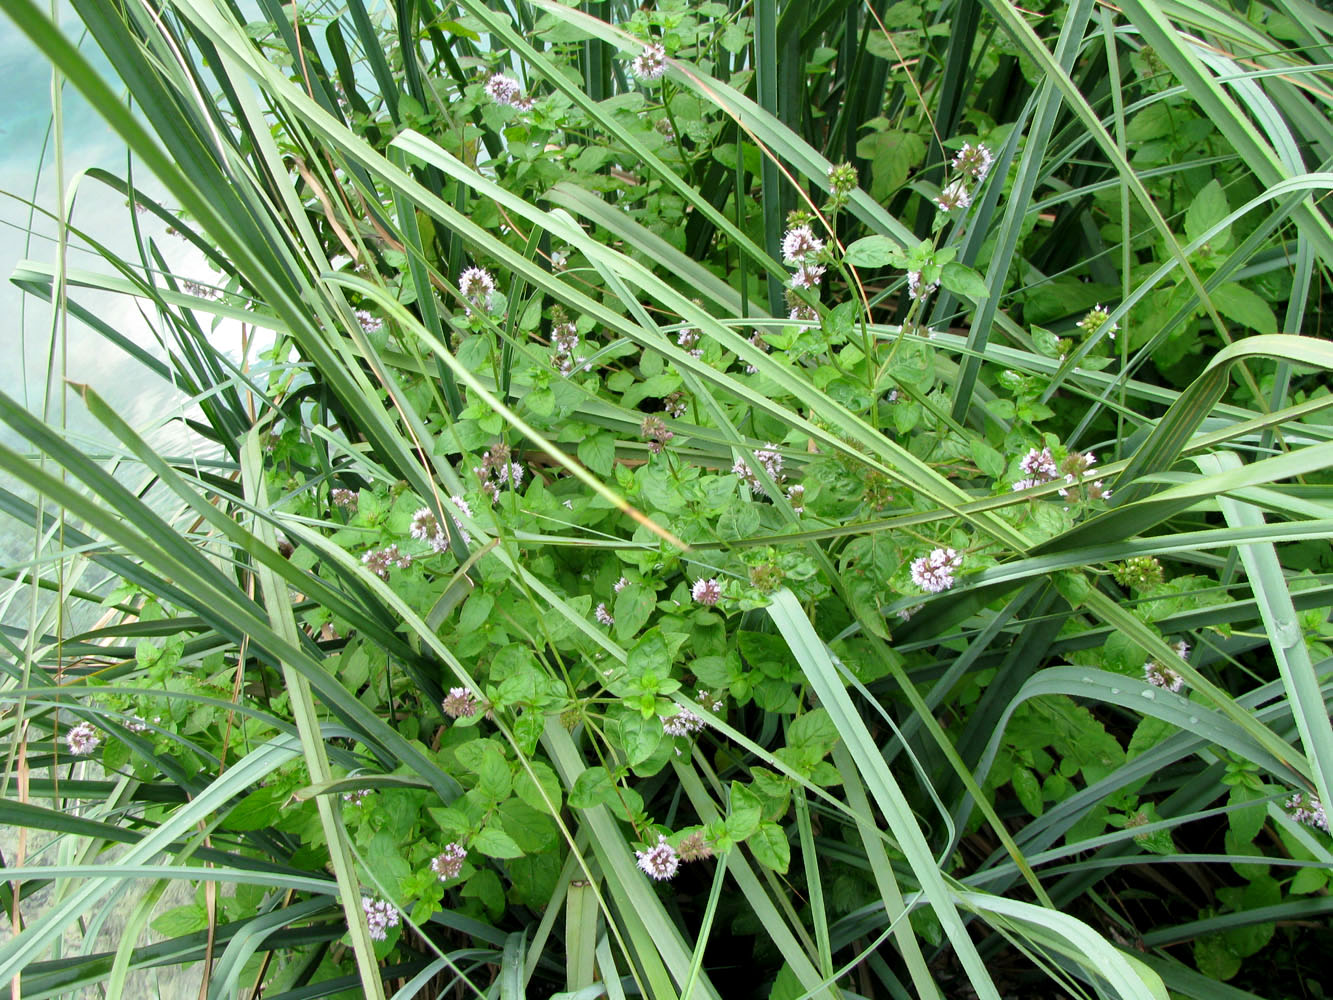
[
  {"x1": 940, "y1": 262, "x2": 989, "y2": 299},
  {"x1": 1184, "y1": 180, "x2": 1231, "y2": 250},
  {"x1": 472, "y1": 824, "x2": 525, "y2": 859},
  {"x1": 150, "y1": 904, "x2": 208, "y2": 938},
  {"x1": 843, "y1": 235, "x2": 900, "y2": 268},
  {"x1": 1210, "y1": 283, "x2": 1277, "y2": 334},
  {"x1": 578, "y1": 431, "x2": 616, "y2": 477},
  {"x1": 568, "y1": 766, "x2": 617, "y2": 810},
  {"x1": 726, "y1": 781, "x2": 763, "y2": 841},
  {"x1": 1012, "y1": 766, "x2": 1044, "y2": 817},
  {"x1": 748, "y1": 821, "x2": 790, "y2": 873},
  {"x1": 614, "y1": 583, "x2": 655, "y2": 641},
  {"x1": 618, "y1": 712, "x2": 663, "y2": 766}
]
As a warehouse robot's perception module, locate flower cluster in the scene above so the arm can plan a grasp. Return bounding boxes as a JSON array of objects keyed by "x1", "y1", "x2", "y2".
[
  {"x1": 342, "y1": 788, "x2": 373, "y2": 807},
  {"x1": 744, "y1": 330, "x2": 770, "y2": 373},
  {"x1": 1057, "y1": 451, "x2": 1111, "y2": 502},
  {"x1": 935, "y1": 143, "x2": 993, "y2": 212},
  {"x1": 1077, "y1": 304, "x2": 1118, "y2": 341},
  {"x1": 953, "y1": 142, "x2": 994, "y2": 182},
  {"x1": 786, "y1": 483, "x2": 805, "y2": 514},
  {"x1": 733, "y1": 444, "x2": 785, "y2": 496},
  {"x1": 595, "y1": 602, "x2": 614, "y2": 627},
  {"x1": 483, "y1": 73, "x2": 534, "y2": 110},
  {"x1": 826, "y1": 161, "x2": 859, "y2": 209},
  {"x1": 635, "y1": 834, "x2": 680, "y2": 880},
  {"x1": 1144, "y1": 639, "x2": 1190, "y2": 693},
  {"x1": 677, "y1": 831, "x2": 715, "y2": 862},
  {"x1": 781, "y1": 224, "x2": 824, "y2": 265},
  {"x1": 663, "y1": 391, "x2": 688, "y2": 419},
  {"x1": 410, "y1": 506, "x2": 451, "y2": 553},
  {"x1": 1012, "y1": 446, "x2": 1059, "y2": 491},
  {"x1": 1113, "y1": 555, "x2": 1165, "y2": 589},
  {"x1": 474, "y1": 445, "x2": 524, "y2": 503},
  {"x1": 442, "y1": 687, "x2": 478, "y2": 719},
  {"x1": 550, "y1": 321, "x2": 588, "y2": 376},
  {"x1": 631, "y1": 42, "x2": 667, "y2": 81},
  {"x1": 691, "y1": 578, "x2": 722, "y2": 606},
  {"x1": 354, "y1": 309, "x2": 382, "y2": 334},
  {"x1": 458, "y1": 265, "x2": 495, "y2": 314},
  {"x1": 641, "y1": 415, "x2": 673, "y2": 455},
  {"x1": 331, "y1": 487, "x2": 358, "y2": 509},
  {"x1": 910, "y1": 547, "x2": 963, "y2": 593},
  {"x1": 1286, "y1": 791, "x2": 1330, "y2": 833},
  {"x1": 906, "y1": 270, "x2": 939, "y2": 302},
  {"x1": 363, "y1": 544, "x2": 412, "y2": 579},
  {"x1": 65, "y1": 721, "x2": 101, "y2": 756},
  {"x1": 676, "y1": 327, "x2": 703, "y2": 358},
  {"x1": 1143, "y1": 660, "x2": 1184, "y2": 693},
  {"x1": 361, "y1": 897, "x2": 400, "y2": 941},
  {"x1": 662, "y1": 708, "x2": 704, "y2": 738},
  {"x1": 430, "y1": 843, "x2": 468, "y2": 880}
]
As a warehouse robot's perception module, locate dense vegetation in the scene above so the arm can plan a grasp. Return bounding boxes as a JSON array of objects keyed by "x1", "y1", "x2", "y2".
[{"x1": 2, "y1": 0, "x2": 1332, "y2": 998}]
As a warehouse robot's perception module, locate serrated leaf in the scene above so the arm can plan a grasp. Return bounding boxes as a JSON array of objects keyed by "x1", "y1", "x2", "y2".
[
  {"x1": 577, "y1": 431, "x2": 615, "y2": 477},
  {"x1": 748, "y1": 821, "x2": 790, "y2": 873},
  {"x1": 1210, "y1": 283, "x2": 1277, "y2": 334},
  {"x1": 726, "y1": 781, "x2": 762, "y2": 840},
  {"x1": 472, "y1": 824, "x2": 524, "y2": 859},
  {"x1": 940, "y1": 261, "x2": 989, "y2": 299},
  {"x1": 843, "y1": 235, "x2": 899, "y2": 268},
  {"x1": 568, "y1": 766, "x2": 617, "y2": 809},
  {"x1": 1184, "y1": 179, "x2": 1230, "y2": 250}
]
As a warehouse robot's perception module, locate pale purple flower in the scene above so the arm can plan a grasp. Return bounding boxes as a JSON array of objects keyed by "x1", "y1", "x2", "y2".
[
  {"x1": 442, "y1": 687, "x2": 478, "y2": 719},
  {"x1": 342, "y1": 788, "x2": 373, "y2": 806},
  {"x1": 953, "y1": 142, "x2": 994, "y2": 182},
  {"x1": 430, "y1": 843, "x2": 467, "y2": 880},
  {"x1": 411, "y1": 506, "x2": 449, "y2": 552},
  {"x1": 697, "y1": 688, "x2": 724, "y2": 712},
  {"x1": 635, "y1": 834, "x2": 680, "y2": 880},
  {"x1": 1019, "y1": 447, "x2": 1059, "y2": 482},
  {"x1": 361, "y1": 897, "x2": 400, "y2": 940},
  {"x1": 614, "y1": 576, "x2": 630, "y2": 593},
  {"x1": 65, "y1": 721, "x2": 100, "y2": 756},
  {"x1": 781, "y1": 225, "x2": 824, "y2": 265},
  {"x1": 791, "y1": 263, "x2": 825, "y2": 289},
  {"x1": 485, "y1": 74, "x2": 521, "y2": 106},
  {"x1": 595, "y1": 602, "x2": 614, "y2": 626},
  {"x1": 788, "y1": 303, "x2": 818, "y2": 324},
  {"x1": 676, "y1": 328, "x2": 700, "y2": 350},
  {"x1": 936, "y1": 179, "x2": 971, "y2": 211},
  {"x1": 691, "y1": 578, "x2": 722, "y2": 606},
  {"x1": 745, "y1": 330, "x2": 770, "y2": 373},
  {"x1": 662, "y1": 708, "x2": 704, "y2": 738},
  {"x1": 355, "y1": 309, "x2": 382, "y2": 334},
  {"x1": 447, "y1": 496, "x2": 473, "y2": 545},
  {"x1": 1144, "y1": 660, "x2": 1185, "y2": 693},
  {"x1": 897, "y1": 603, "x2": 924, "y2": 621},
  {"x1": 1286, "y1": 791, "x2": 1330, "y2": 833},
  {"x1": 733, "y1": 444, "x2": 785, "y2": 495},
  {"x1": 631, "y1": 42, "x2": 667, "y2": 81},
  {"x1": 664, "y1": 392, "x2": 688, "y2": 419},
  {"x1": 331, "y1": 488, "x2": 357, "y2": 509},
  {"x1": 786, "y1": 484, "x2": 805, "y2": 513},
  {"x1": 1172, "y1": 640, "x2": 1190, "y2": 661},
  {"x1": 910, "y1": 547, "x2": 962, "y2": 593},
  {"x1": 906, "y1": 270, "x2": 938, "y2": 302},
  {"x1": 459, "y1": 266, "x2": 495, "y2": 312},
  {"x1": 363, "y1": 544, "x2": 411, "y2": 579}
]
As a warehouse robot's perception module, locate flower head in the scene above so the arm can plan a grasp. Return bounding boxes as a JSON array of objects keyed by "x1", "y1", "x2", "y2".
[
  {"x1": 631, "y1": 42, "x2": 667, "y2": 81},
  {"x1": 781, "y1": 225, "x2": 824, "y2": 265},
  {"x1": 936, "y1": 179, "x2": 971, "y2": 212},
  {"x1": 635, "y1": 834, "x2": 680, "y2": 881},
  {"x1": 1114, "y1": 555, "x2": 1165, "y2": 589},
  {"x1": 827, "y1": 161, "x2": 859, "y2": 200},
  {"x1": 1143, "y1": 660, "x2": 1185, "y2": 693},
  {"x1": 595, "y1": 602, "x2": 615, "y2": 627},
  {"x1": 732, "y1": 444, "x2": 785, "y2": 496},
  {"x1": 613, "y1": 576, "x2": 630, "y2": 593},
  {"x1": 363, "y1": 544, "x2": 412, "y2": 580},
  {"x1": 691, "y1": 578, "x2": 722, "y2": 606},
  {"x1": 430, "y1": 843, "x2": 467, "y2": 880},
  {"x1": 342, "y1": 788, "x2": 373, "y2": 806},
  {"x1": 1286, "y1": 791, "x2": 1330, "y2": 833},
  {"x1": 791, "y1": 263, "x2": 826, "y2": 289},
  {"x1": 910, "y1": 547, "x2": 963, "y2": 593},
  {"x1": 1077, "y1": 304, "x2": 1118, "y2": 340},
  {"x1": 485, "y1": 73, "x2": 521, "y2": 106},
  {"x1": 446, "y1": 495, "x2": 473, "y2": 545},
  {"x1": 459, "y1": 266, "x2": 495, "y2": 312},
  {"x1": 355, "y1": 309, "x2": 383, "y2": 334},
  {"x1": 1019, "y1": 447, "x2": 1059, "y2": 483},
  {"x1": 361, "y1": 897, "x2": 400, "y2": 940},
  {"x1": 906, "y1": 270, "x2": 939, "y2": 302},
  {"x1": 411, "y1": 507, "x2": 449, "y2": 552},
  {"x1": 442, "y1": 687, "x2": 478, "y2": 719},
  {"x1": 786, "y1": 484, "x2": 805, "y2": 513},
  {"x1": 65, "y1": 721, "x2": 100, "y2": 756},
  {"x1": 331, "y1": 488, "x2": 358, "y2": 509},
  {"x1": 952, "y1": 142, "x2": 994, "y2": 182},
  {"x1": 662, "y1": 708, "x2": 704, "y2": 738},
  {"x1": 677, "y1": 831, "x2": 715, "y2": 862}
]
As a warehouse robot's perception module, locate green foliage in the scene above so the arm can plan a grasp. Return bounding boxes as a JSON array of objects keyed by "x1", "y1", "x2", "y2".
[{"x1": 1, "y1": 0, "x2": 1331, "y2": 997}]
